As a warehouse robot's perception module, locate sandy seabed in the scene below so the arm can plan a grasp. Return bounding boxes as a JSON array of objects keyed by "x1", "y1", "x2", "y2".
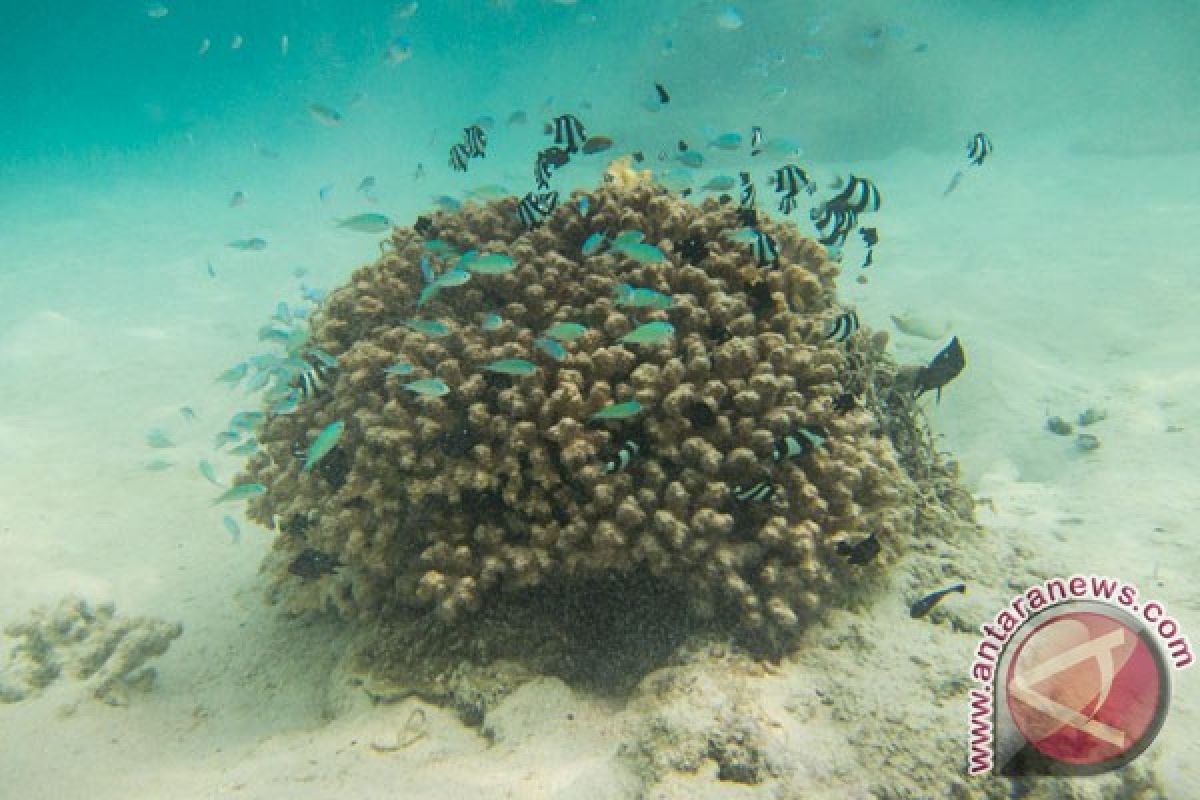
[{"x1": 1, "y1": 145, "x2": 1197, "y2": 799}]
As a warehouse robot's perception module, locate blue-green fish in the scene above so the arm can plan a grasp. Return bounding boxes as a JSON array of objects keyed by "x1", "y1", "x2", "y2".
[
  {"x1": 433, "y1": 195, "x2": 462, "y2": 211},
  {"x1": 214, "y1": 430, "x2": 240, "y2": 449},
  {"x1": 229, "y1": 439, "x2": 259, "y2": 456},
  {"x1": 222, "y1": 515, "x2": 242, "y2": 544},
  {"x1": 582, "y1": 232, "x2": 607, "y2": 256},
  {"x1": 543, "y1": 322, "x2": 588, "y2": 341},
  {"x1": 613, "y1": 284, "x2": 673, "y2": 310},
  {"x1": 434, "y1": 267, "x2": 472, "y2": 288},
  {"x1": 146, "y1": 428, "x2": 174, "y2": 448},
  {"x1": 383, "y1": 362, "x2": 415, "y2": 376},
  {"x1": 229, "y1": 411, "x2": 265, "y2": 432},
  {"x1": 404, "y1": 318, "x2": 452, "y2": 337},
  {"x1": 228, "y1": 237, "x2": 267, "y2": 251},
  {"x1": 710, "y1": 132, "x2": 743, "y2": 150},
  {"x1": 483, "y1": 358, "x2": 538, "y2": 376},
  {"x1": 423, "y1": 239, "x2": 454, "y2": 253},
  {"x1": 612, "y1": 230, "x2": 645, "y2": 248},
  {"x1": 724, "y1": 227, "x2": 761, "y2": 244},
  {"x1": 534, "y1": 337, "x2": 567, "y2": 361},
  {"x1": 481, "y1": 313, "x2": 503, "y2": 332},
  {"x1": 303, "y1": 420, "x2": 345, "y2": 473},
  {"x1": 179, "y1": 406, "x2": 197, "y2": 421},
  {"x1": 702, "y1": 175, "x2": 737, "y2": 191},
  {"x1": 212, "y1": 483, "x2": 266, "y2": 504},
  {"x1": 245, "y1": 369, "x2": 271, "y2": 393},
  {"x1": 403, "y1": 378, "x2": 451, "y2": 397},
  {"x1": 198, "y1": 459, "x2": 222, "y2": 486},
  {"x1": 217, "y1": 362, "x2": 248, "y2": 385},
  {"x1": 272, "y1": 391, "x2": 301, "y2": 415},
  {"x1": 307, "y1": 348, "x2": 338, "y2": 368},
  {"x1": 143, "y1": 458, "x2": 173, "y2": 471},
  {"x1": 468, "y1": 253, "x2": 516, "y2": 274},
  {"x1": 589, "y1": 400, "x2": 644, "y2": 421},
  {"x1": 455, "y1": 250, "x2": 480, "y2": 270},
  {"x1": 620, "y1": 321, "x2": 675, "y2": 344},
  {"x1": 677, "y1": 151, "x2": 705, "y2": 168},
  {"x1": 417, "y1": 284, "x2": 440, "y2": 309},
  {"x1": 617, "y1": 243, "x2": 666, "y2": 264}
]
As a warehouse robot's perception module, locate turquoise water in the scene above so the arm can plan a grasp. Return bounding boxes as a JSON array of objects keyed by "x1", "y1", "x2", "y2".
[{"x1": 2, "y1": 1, "x2": 1199, "y2": 797}]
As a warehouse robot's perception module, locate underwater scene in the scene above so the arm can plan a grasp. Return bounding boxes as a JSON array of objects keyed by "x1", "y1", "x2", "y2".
[{"x1": 2, "y1": 0, "x2": 1198, "y2": 797}]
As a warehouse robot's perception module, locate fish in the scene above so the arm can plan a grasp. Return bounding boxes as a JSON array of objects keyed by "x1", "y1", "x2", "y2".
[
  {"x1": 752, "y1": 230, "x2": 778, "y2": 267},
  {"x1": 395, "y1": 0, "x2": 419, "y2": 18},
  {"x1": 467, "y1": 253, "x2": 516, "y2": 274},
  {"x1": 547, "y1": 114, "x2": 587, "y2": 154},
  {"x1": 910, "y1": 583, "x2": 966, "y2": 618},
  {"x1": 581, "y1": 136, "x2": 614, "y2": 155},
  {"x1": 462, "y1": 124, "x2": 488, "y2": 158},
  {"x1": 620, "y1": 321, "x2": 675, "y2": 345},
  {"x1": 432, "y1": 194, "x2": 462, "y2": 211},
  {"x1": 383, "y1": 362, "x2": 415, "y2": 376},
  {"x1": 710, "y1": 132, "x2": 743, "y2": 150},
  {"x1": 308, "y1": 103, "x2": 343, "y2": 126},
  {"x1": 483, "y1": 358, "x2": 538, "y2": 376},
  {"x1": 771, "y1": 164, "x2": 816, "y2": 214},
  {"x1": 716, "y1": 6, "x2": 745, "y2": 30},
  {"x1": 198, "y1": 459, "x2": 222, "y2": 486},
  {"x1": 308, "y1": 348, "x2": 338, "y2": 369},
  {"x1": 481, "y1": 314, "x2": 504, "y2": 332},
  {"x1": 760, "y1": 84, "x2": 788, "y2": 105},
  {"x1": 733, "y1": 481, "x2": 775, "y2": 502},
  {"x1": 724, "y1": 228, "x2": 760, "y2": 244},
  {"x1": 836, "y1": 533, "x2": 880, "y2": 565},
  {"x1": 701, "y1": 175, "x2": 737, "y2": 191},
  {"x1": 145, "y1": 3, "x2": 168, "y2": 18},
  {"x1": 403, "y1": 378, "x2": 451, "y2": 397},
  {"x1": 773, "y1": 425, "x2": 827, "y2": 461},
  {"x1": 824, "y1": 175, "x2": 881, "y2": 214},
  {"x1": 738, "y1": 172, "x2": 757, "y2": 217},
  {"x1": 890, "y1": 312, "x2": 950, "y2": 341},
  {"x1": 222, "y1": 515, "x2": 241, "y2": 544},
  {"x1": 214, "y1": 431, "x2": 240, "y2": 449},
  {"x1": 613, "y1": 284, "x2": 672, "y2": 309},
  {"x1": 198, "y1": 38, "x2": 211, "y2": 55},
  {"x1": 231, "y1": 34, "x2": 243, "y2": 50},
  {"x1": 449, "y1": 143, "x2": 470, "y2": 171},
  {"x1": 507, "y1": 110, "x2": 528, "y2": 125},
  {"x1": 590, "y1": 400, "x2": 644, "y2": 422},
  {"x1": 229, "y1": 410, "x2": 265, "y2": 433},
  {"x1": 914, "y1": 337, "x2": 966, "y2": 401},
  {"x1": 967, "y1": 132, "x2": 992, "y2": 166},
  {"x1": 578, "y1": 196, "x2": 590, "y2": 216},
  {"x1": 543, "y1": 322, "x2": 587, "y2": 341},
  {"x1": 535, "y1": 146, "x2": 570, "y2": 188},
  {"x1": 228, "y1": 238, "x2": 267, "y2": 251},
  {"x1": 404, "y1": 319, "x2": 452, "y2": 337},
  {"x1": 825, "y1": 310, "x2": 860, "y2": 342},
  {"x1": 143, "y1": 459, "x2": 173, "y2": 471},
  {"x1": 289, "y1": 548, "x2": 342, "y2": 579},
  {"x1": 618, "y1": 243, "x2": 667, "y2": 264},
  {"x1": 516, "y1": 190, "x2": 558, "y2": 229},
  {"x1": 179, "y1": 406, "x2": 197, "y2": 421},
  {"x1": 146, "y1": 428, "x2": 175, "y2": 448},
  {"x1": 654, "y1": 82, "x2": 671, "y2": 104},
  {"x1": 943, "y1": 170, "x2": 965, "y2": 197},
  {"x1": 206, "y1": 259, "x2": 216, "y2": 278},
  {"x1": 432, "y1": 268, "x2": 471, "y2": 291},
  {"x1": 212, "y1": 483, "x2": 267, "y2": 504},
  {"x1": 280, "y1": 34, "x2": 289, "y2": 56},
  {"x1": 385, "y1": 35, "x2": 413, "y2": 64},
  {"x1": 229, "y1": 190, "x2": 247, "y2": 208},
  {"x1": 677, "y1": 150, "x2": 705, "y2": 168},
  {"x1": 534, "y1": 337, "x2": 568, "y2": 361},
  {"x1": 357, "y1": 176, "x2": 376, "y2": 193},
  {"x1": 303, "y1": 420, "x2": 344, "y2": 472},
  {"x1": 319, "y1": 184, "x2": 334, "y2": 203},
  {"x1": 832, "y1": 393, "x2": 856, "y2": 413},
  {"x1": 604, "y1": 439, "x2": 641, "y2": 473},
  {"x1": 860, "y1": 227, "x2": 879, "y2": 248},
  {"x1": 811, "y1": 206, "x2": 857, "y2": 247},
  {"x1": 337, "y1": 213, "x2": 392, "y2": 233},
  {"x1": 612, "y1": 230, "x2": 645, "y2": 248}
]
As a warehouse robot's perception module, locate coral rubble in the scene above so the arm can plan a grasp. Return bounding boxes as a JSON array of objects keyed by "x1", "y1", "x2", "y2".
[{"x1": 243, "y1": 182, "x2": 946, "y2": 650}]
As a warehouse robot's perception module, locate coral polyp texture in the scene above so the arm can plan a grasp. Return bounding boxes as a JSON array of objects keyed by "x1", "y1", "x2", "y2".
[{"x1": 242, "y1": 182, "x2": 919, "y2": 643}]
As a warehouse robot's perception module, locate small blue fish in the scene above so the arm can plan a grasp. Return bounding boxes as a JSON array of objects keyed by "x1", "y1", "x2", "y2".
[
  {"x1": 179, "y1": 406, "x2": 197, "y2": 421},
  {"x1": 534, "y1": 337, "x2": 567, "y2": 362},
  {"x1": 612, "y1": 230, "x2": 645, "y2": 248},
  {"x1": 543, "y1": 322, "x2": 588, "y2": 341},
  {"x1": 468, "y1": 253, "x2": 516, "y2": 274},
  {"x1": 217, "y1": 363, "x2": 248, "y2": 385},
  {"x1": 303, "y1": 420, "x2": 344, "y2": 472},
  {"x1": 677, "y1": 151, "x2": 705, "y2": 168},
  {"x1": 710, "y1": 132, "x2": 743, "y2": 150},
  {"x1": 146, "y1": 428, "x2": 175, "y2": 448},
  {"x1": 214, "y1": 430, "x2": 240, "y2": 449},
  {"x1": 383, "y1": 362, "x2": 415, "y2": 376},
  {"x1": 617, "y1": 243, "x2": 667, "y2": 264},
  {"x1": 581, "y1": 232, "x2": 607, "y2": 256},
  {"x1": 590, "y1": 400, "x2": 644, "y2": 421},
  {"x1": 417, "y1": 284, "x2": 439, "y2": 309},
  {"x1": 222, "y1": 515, "x2": 242, "y2": 544},
  {"x1": 423, "y1": 239, "x2": 453, "y2": 253},
  {"x1": 212, "y1": 483, "x2": 266, "y2": 504},
  {"x1": 579, "y1": 196, "x2": 590, "y2": 217},
  {"x1": 481, "y1": 313, "x2": 503, "y2": 332},
  {"x1": 419, "y1": 255, "x2": 434, "y2": 284},
  {"x1": 229, "y1": 411, "x2": 265, "y2": 432},
  {"x1": 301, "y1": 286, "x2": 327, "y2": 303},
  {"x1": 483, "y1": 358, "x2": 539, "y2": 376},
  {"x1": 143, "y1": 458, "x2": 173, "y2": 472},
  {"x1": 272, "y1": 390, "x2": 301, "y2": 415},
  {"x1": 613, "y1": 284, "x2": 673, "y2": 309},
  {"x1": 319, "y1": 184, "x2": 334, "y2": 203},
  {"x1": 337, "y1": 213, "x2": 392, "y2": 234},
  {"x1": 228, "y1": 237, "x2": 268, "y2": 251},
  {"x1": 403, "y1": 378, "x2": 451, "y2": 397},
  {"x1": 198, "y1": 459, "x2": 222, "y2": 486},
  {"x1": 230, "y1": 439, "x2": 259, "y2": 456},
  {"x1": 620, "y1": 321, "x2": 675, "y2": 345},
  {"x1": 404, "y1": 318, "x2": 452, "y2": 337},
  {"x1": 456, "y1": 250, "x2": 480, "y2": 270},
  {"x1": 434, "y1": 267, "x2": 472, "y2": 288},
  {"x1": 432, "y1": 195, "x2": 462, "y2": 211}
]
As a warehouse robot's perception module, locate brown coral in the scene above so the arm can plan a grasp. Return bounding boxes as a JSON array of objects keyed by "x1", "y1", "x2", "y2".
[{"x1": 243, "y1": 183, "x2": 919, "y2": 646}]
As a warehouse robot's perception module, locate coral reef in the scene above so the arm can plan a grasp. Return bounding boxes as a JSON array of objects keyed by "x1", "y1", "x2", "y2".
[
  {"x1": 242, "y1": 181, "x2": 939, "y2": 649},
  {"x1": 0, "y1": 595, "x2": 183, "y2": 706}
]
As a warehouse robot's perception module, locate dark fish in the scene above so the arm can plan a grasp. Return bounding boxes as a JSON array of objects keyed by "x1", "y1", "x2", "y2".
[
  {"x1": 654, "y1": 82, "x2": 670, "y2": 104},
  {"x1": 414, "y1": 215, "x2": 433, "y2": 237},
  {"x1": 448, "y1": 143, "x2": 470, "y2": 171},
  {"x1": 746, "y1": 280, "x2": 772, "y2": 314},
  {"x1": 750, "y1": 125, "x2": 764, "y2": 156},
  {"x1": 752, "y1": 230, "x2": 778, "y2": 267},
  {"x1": 910, "y1": 583, "x2": 966, "y2": 618},
  {"x1": 771, "y1": 164, "x2": 816, "y2": 214},
  {"x1": 837, "y1": 533, "x2": 880, "y2": 565},
  {"x1": 832, "y1": 393, "x2": 856, "y2": 413},
  {"x1": 516, "y1": 190, "x2": 559, "y2": 229},
  {"x1": 914, "y1": 336, "x2": 966, "y2": 402},
  {"x1": 733, "y1": 480, "x2": 775, "y2": 503},
  {"x1": 603, "y1": 438, "x2": 641, "y2": 473},
  {"x1": 738, "y1": 171, "x2": 757, "y2": 212},
  {"x1": 288, "y1": 548, "x2": 343, "y2": 579},
  {"x1": 678, "y1": 235, "x2": 707, "y2": 262},
  {"x1": 507, "y1": 110, "x2": 528, "y2": 125},
  {"x1": 811, "y1": 206, "x2": 857, "y2": 247},
  {"x1": 825, "y1": 310, "x2": 859, "y2": 342},
  {"x1": 773, "y1": 425, "x2": 827, "y2": 461},
  {"x1": 463, "y1": 124, "x2": 488, "y2": 158},
  {"x1": 581, "y1": 135, "x2": 614, "y2": 154},
  {"x1": 547, "y1": 114, "x2": 587, "y2": 154},
  {"x1": 535, "y1": 146, "x2": 570, "y2": 188},
  {"x1": 825, "y1": 175, "x2": 881, "y2": 214},
  {"x1": 677, "y1": 139, "x2": 689, "y2": 152},
  {"x1": 859, "y1": 227, "x2": 879, "y2": 247},
  {"x1": 632, "y1": 151, "x2": 646, "y2": 163},
  {"x1": 682, "y1": 400, "x2": 716, "y2": 428},
  {"x1": 862, "y1": 249, "x2": 874, "y2": 269},
  {"x1": 967, "y1": 132, "x2": 992, "y2": 166}
]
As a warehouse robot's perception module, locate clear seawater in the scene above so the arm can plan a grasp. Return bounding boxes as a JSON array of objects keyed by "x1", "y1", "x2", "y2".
[{"x1": 2, "y1": 0, "x2": 1199, "y2": 797}]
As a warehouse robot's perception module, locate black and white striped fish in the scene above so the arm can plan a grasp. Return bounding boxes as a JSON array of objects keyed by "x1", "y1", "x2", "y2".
[
  {"x1": 826, "y1": 175, "x2": 881, "y2": 214},
  {"x1": 603, "y1": 439, "x2": 641, "y2": 473},
  {"x1": 448, "y1": 143, "x2": 470, "y2": 172},
  {"x1": 825, "y1": 310, "x2": 859, "y2": 342},
  {"x1": 738, "y1": 171, "x2": 757, "y2": 211},
  {"x1": 771, "y1": 165, "x2": 816, "y2": 214},
  {"x1": 968, "y1": 132, "x2": 992, "y2": 166},
  {"x1": 811, "y1": 206, "x2": 858, "y2": 246},
  {"x1": 750, "y1": 125, "x2": 764, "y2": 156},
  {"x1": 773, "y1": 425, "x2": 827, "y2": 461},
  {"x1": 547, "y1": 114, "x2": 587, "y2": 154},
  {"x1": 733, "y1": 480, "x2": 775, "y2": 503},
  {"x1": 753, "y1": 229, "x2": 778, "y2": 267},
  {"x1": 534, "y1": 146, "x2": 569, "y2": 189},
  {"x1": 516, "y1": 190, "x2": 559, "y2": 229},
  {"x1": 463, "y1": 124, "x2": 488, "y2": 158}
]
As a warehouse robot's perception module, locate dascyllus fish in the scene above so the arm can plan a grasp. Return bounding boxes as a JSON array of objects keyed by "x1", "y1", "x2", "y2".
[
  {"x1": 812, "y1": 206, "x2": 857, "y2": 247},
  {"x1": 752, "y1": 230, "x2": 778, "y2": 267},
  {"x1": 738, "y1": 171, "x2": 757, "y2": 212},
  {"x1": 773, "y1": 425, "x2": 827, "y2": 461},
  {"x1": 535, "y1": 146, "x2": 569, "y2": 189},
  {"x1": 654, "y1": 82, "x2": 670, "y2": 104},
  {"x1": 750, "y1": 125, "x2": 764, "y2": 156},
  {"x1": 516, "y1": 190, "x2": 559, "y2": 229},
  {"x1": 771, "y1": 164, "x2": 816, "y2": 214},
  {"x1": 825, "y1": 310, "x2": 859, "y2": 342},
  {"x1": 825, "y1": 174, "x2": 881, "y2": 214},
  {"x1": 733, "y1": 480, "x2": 775, "y2": 503},
  {"x1": 448, "y1": 143, "x2": 470, "y2": 172},
  {"x1": 463, "y1": 124, "x2": 488, "y2": 158},
  {"x1": 914, "y1": 336, "x2": 966, "y2": 402},
  {"x1": 836, "y1": 533, "x2": 880, "y2": 565},
  {"x1": 910, "y1": 583, "x2": 966, "y2": 618},
  {"x1": 547, "y1": 114, "x2": 587, "y2": 154},
  {"x1": 967, "y1": 132, "x2": 992, "y2": 166},
  {"x1": 288, "y1": 548, "x2": 343, "y2": 579},
  {"x1": 604, "y1": 439, "x2": 641, "y2": 473}
]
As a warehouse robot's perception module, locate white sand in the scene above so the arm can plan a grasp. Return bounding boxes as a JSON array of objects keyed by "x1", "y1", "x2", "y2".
[{"x1": 2, "y1": 136, "x2": 1198, "y2": 797}]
